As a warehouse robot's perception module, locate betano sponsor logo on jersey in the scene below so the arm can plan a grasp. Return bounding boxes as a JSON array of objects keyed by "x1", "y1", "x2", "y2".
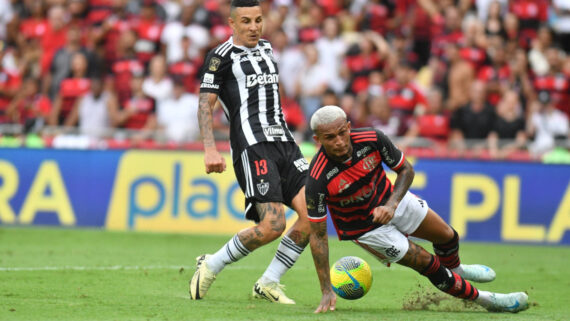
[{"x1": 246, "y1": 73, "x2": 279, "y2": 88}]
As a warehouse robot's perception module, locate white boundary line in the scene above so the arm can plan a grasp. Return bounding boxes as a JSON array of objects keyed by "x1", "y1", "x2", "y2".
[{"x1": 0, "y1": 265, "x2": 193, "y2": 272}]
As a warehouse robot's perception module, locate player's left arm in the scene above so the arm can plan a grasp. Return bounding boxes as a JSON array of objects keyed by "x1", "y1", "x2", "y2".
[
  {"x1": 309, "y1": 219, "x2": 336, "y2": 313},
  {"x1": 372, "y1": 131, "x2": 415, "y2": 224}
]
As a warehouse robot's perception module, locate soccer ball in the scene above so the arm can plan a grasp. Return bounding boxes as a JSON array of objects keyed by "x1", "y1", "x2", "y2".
[{"x1": 330, "y1": 256, "x2": 373, "y2": 300}]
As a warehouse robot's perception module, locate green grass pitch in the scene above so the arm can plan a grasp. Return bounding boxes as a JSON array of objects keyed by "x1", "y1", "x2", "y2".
[{"x1": 1, "y1": 227, "x2": 569, "y2": 321}]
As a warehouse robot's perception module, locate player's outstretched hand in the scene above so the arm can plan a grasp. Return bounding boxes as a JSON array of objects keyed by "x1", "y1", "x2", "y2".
[
  {"x1": 372, "y1": 205, "x2": 395, "y2": 224},
  {"x1": 314, "y1": 292, "x2": 336, "y2": 313},
  {"x1": 204, "y1": 149, "x2": 226, "y2": 174}
]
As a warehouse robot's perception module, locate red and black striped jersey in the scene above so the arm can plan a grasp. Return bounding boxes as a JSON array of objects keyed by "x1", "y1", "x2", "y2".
[{"x1": 305, "y1": 128, "x2": 405, "y2": 240}]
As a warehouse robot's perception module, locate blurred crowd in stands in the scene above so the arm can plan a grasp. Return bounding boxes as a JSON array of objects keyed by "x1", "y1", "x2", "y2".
[{"x1": 0, "y1": 0, "x2": 569, "y2": 161}]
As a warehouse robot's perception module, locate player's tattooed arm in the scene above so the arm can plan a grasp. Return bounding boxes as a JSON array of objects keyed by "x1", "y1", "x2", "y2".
[
  {"x1": 197, "y1": 92, "x2": 218, "y2": 148},
  {"x1": 198, "y1": 92, "x2": 226, "y2": 173},
  {"x1": 385, "y1": 158, "x2": 415, "y2": 209},
  {"x1": 309, "y1": 220, "x2": 332, "y2": 294},
  {"x1": 310, "y1": 220, "x2": 337, "y2": 313}
]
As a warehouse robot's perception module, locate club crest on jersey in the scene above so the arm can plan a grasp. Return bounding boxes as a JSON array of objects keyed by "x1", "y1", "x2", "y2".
[
  {"x1": 257, "y1": 180, "x2": 269, "y2": 196},
  {"x1": 209, "y1": 57, "x2": 221, "y2": 71},
  {"x1": 363, "y1": 154, "x2": 379, "y2": 171}
]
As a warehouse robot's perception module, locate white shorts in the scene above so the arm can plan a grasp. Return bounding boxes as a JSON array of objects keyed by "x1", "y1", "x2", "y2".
[{"x1": 354, "y1": 191, "x2": 428, "y2": 265}]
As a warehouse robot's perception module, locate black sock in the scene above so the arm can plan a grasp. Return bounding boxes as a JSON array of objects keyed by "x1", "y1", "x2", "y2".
[
  {"x1": 421, "y1": 255, "x2": 479, "y2": 300},
  {"x1": 433, "y1": 228, "x2": 460, "y2": 269}
]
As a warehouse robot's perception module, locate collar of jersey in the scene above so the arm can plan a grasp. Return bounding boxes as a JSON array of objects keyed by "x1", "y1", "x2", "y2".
[{"x1": 230, "y1": 36, "x2": 261, "y2": 52}]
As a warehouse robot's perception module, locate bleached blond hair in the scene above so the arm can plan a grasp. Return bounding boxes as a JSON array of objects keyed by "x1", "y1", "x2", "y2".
[{"x1": 310, "y1": 105, "x2": 347, "y2": 132}]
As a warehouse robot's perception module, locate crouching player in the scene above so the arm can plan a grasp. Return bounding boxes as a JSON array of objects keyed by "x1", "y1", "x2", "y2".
[{"x1": 306, "y1": 105, "x2": 529, "y2": 313}]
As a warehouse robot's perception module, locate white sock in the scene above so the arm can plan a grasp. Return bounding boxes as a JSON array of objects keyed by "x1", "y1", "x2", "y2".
[
  {"x1": 452, "y1": 264, "x2": 465, "y2": 276},
  {"x1": 475, "y1": 290, "x2": 493, "y2": 307},
  {"x1": 260, "y1": 236, "x2": 304, "y2": 284},
  {"x1": 206, "y1": 234, "x2": 250, "y2": 274}
]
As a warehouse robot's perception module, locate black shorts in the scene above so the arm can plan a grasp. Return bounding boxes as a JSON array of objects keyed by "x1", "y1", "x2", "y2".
[{"x1": 234, "y1": 142, "x2": 309, "y2": 222}]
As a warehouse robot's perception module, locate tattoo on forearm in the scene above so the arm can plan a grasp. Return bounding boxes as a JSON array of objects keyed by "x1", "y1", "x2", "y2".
[
  {"x1": 389, "y1": 163, "x2": 414, "y2": 206},
  {"x1": 310, "y1": 221, "x2": 331, "y2": 291},
  {"x1": 198, "y1": 93, "x2": 215, "y2": 147}
]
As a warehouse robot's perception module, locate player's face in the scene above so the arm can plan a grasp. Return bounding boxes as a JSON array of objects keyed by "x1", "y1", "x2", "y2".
[
  {"x1": 229, "y1": 6, "x2": 263, "y2": 48},
  {"x1": 314, "y1": 119, "x2": 353, "y2": 162}
]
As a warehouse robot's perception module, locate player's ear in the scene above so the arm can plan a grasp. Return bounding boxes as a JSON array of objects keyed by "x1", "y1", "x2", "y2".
[
  {"x1": 313, "y1": 134, "x2": 320, "y2": 144},
  {"x1": 346, "y1": 121, "x2": 351, "y2": 132}
]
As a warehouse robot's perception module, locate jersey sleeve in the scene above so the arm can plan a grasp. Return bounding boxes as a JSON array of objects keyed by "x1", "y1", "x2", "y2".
[
  {"x1": 375, "y1": 129, "x2": 405, "y2": 171},
  {"x1": 305, "y1": 169, "x2": 328, "y2": 223},
  {"x1": 199, "y1": 50, "x2": 228, "y2": 95}
]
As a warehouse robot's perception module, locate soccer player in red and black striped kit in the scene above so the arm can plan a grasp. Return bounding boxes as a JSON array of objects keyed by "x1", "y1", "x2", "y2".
[{"x1": 306, "y1": 105, "x2": 529, "y2": 314}]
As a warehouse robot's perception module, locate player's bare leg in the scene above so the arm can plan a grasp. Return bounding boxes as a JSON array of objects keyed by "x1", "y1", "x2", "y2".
[
  {"x1": 397, "y1": 241, "x2": 528, "y2": 313},
  {"x1": 411, "y1": 208, "x2": 496, "y2": 283},
  {"x1": 253, "y1": 187, "x2": 311, "y2": 304},
  {"x1": 190, "y1": 202, "x2": 286, "y2": 300}
]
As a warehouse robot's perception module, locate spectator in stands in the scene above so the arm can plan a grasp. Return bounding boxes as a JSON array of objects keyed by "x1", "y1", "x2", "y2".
[
  {"x1": 314, "y1": 16, "x2": 347, "y2": 94},
  {"x1": 49, "y1": 52, "x2": 91, "y2": 126},
  {"x1": 483, "y1": 0, "x2": 507, "y2": 46},
  {"x1": 486, "y1": 90, "x2": 527, "y2": 159},
  {"x1": 449, "y1": 80, "x2": 496, "y2": 154},
  {"x1": 156, "y1": 78, "x2": 199, "y2": 143},
  {"x1": 509, "y1": 0, "x2": 549, "y2": 50},
  {"x1": 94, "y1": 0, "x2": 135, "y2": 67},
  {"x1": 161, "y1": 4, "x2": 209, "y2": 64},
  {"x1": 444, "y1": 42, "x2": 474, "y2": 111},
  {"x1": 527, "y1": 91, "x2": 569, "y2": 157},
  {"x1": 352, "y1": 0, "x2": 396, "y2": 37},
  {"x1": 6, "y1": 77, "x2": 50, "y2": 133},
  {"x1": 142, "y1": 54, "x2": 172, "y2": 103},
  {"x1": 459, "y1": 16, "x2": 488, "y2": 71},
  {"x1": 0, "y1": 42, "x2": 22, "y2": 124},
  {"x1": 168, "y1": 36, "x2": 201, "y2": 94},
  {"x1": 368, "y1": 94, "x2": 399, "y2": 138},
  {"x1": 118, "y1": 73, "x2": 157, "y2": 140},
  {"x1": 45, "y1": 25, "x2": 96, "y2": 99},
  {"x1": 406, "y1": 87, "x2": 450, "y2": 144},
  {"x1": 64, "y1": 77, "x2": 118, "y2": 138},
  {"x1": 295, "y1": 43, "x2": 332, "y2": 123},
  {"x1": 528, "y1": 26, "x2": 554, "y2": 76},
  {"x1": 0, "y1": 0, "x2": 14, "y2": 42},
  {"x1": 533, "y1": 47, "x2": 570, "y2": 119},
  {"x1": 341, "y1": 31, "x2": 389, "y2": 95},
  {"x1": 431, "y1": 6, "x2": 464, "y2": 62},
  {"x1": 383, "y1": 59, "x2": 427, "y2": 136},
  {"x1": 110, "y1": 30, "x2": 144, "y2": 106},
  {"x1": 133, "y1": 0, "x2": 164, "y2": 65},
  {"x1": 553, "y1": 0, "x2": 570, "y2": 54},
  {"x1": 40, "y1": 5, "x2": 68, "y2": 77},
  {"x1": 478, "y1": 44, "x2": 510, "y2": 107}
]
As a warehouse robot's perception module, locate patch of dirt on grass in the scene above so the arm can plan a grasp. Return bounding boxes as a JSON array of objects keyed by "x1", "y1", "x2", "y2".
[{"x1": 402, "y1": 283, "x2": 485, "y2": 312}]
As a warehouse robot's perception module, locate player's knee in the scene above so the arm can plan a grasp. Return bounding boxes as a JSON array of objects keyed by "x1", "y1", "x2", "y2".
[{"x1": 257, "y1": 220, "x2": 286, "y2": 242}]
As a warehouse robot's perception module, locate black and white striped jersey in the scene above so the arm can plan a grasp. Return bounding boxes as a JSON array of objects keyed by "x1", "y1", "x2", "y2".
[{"x1": 199, "y1": 37, "x2": 296, "y2": 154}]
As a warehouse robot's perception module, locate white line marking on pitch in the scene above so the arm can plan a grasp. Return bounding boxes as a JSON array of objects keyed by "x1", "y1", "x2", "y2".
[{"x1": 0, "y1": 265, "x2": 193, "y2": 272}]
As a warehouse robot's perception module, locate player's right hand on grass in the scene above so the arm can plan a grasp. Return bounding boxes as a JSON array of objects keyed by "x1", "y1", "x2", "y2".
[
  {"x1": 314, "y1": 291, "x2": 336, "y2": 313},
  {"x1": 204, "y1": 148, "x2": 226, "y2": 174}
]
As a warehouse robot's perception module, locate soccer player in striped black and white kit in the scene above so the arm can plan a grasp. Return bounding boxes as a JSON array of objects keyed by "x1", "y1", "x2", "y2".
[
  {"x1": 190, "y1": 0, "x2": 310, "y2": 304},
  {"x1": 306, "y1": 106, "x2": 529, "y2": 314}
]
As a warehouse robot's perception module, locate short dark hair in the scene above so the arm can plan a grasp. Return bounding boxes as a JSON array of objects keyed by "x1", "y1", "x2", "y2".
[{"x1": 231, "y1": 0, "x2": 260, "y2": 9}]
